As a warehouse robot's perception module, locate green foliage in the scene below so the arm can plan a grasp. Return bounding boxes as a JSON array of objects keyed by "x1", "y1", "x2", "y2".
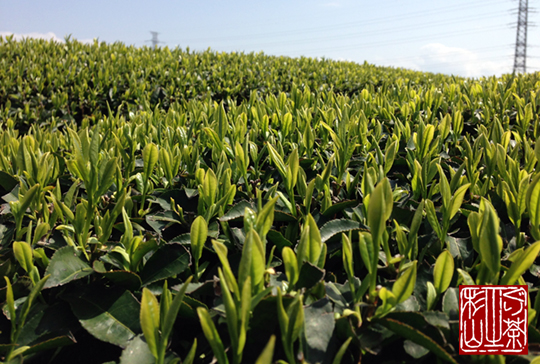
[{"x1": 2, "y1": 37, "x2": 540, "y2": 362}]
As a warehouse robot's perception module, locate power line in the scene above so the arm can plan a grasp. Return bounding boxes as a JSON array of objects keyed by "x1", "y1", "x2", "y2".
[
  {"x1": 172, "y1": 0, "x2": 507, "y2": 43},
  {"x1": 378, "y1": 45, "x2": 512, "y2": 65},
  {"x1": 178, "y1": 10, "x2": 510, "y2": 48},
  {"x1": 169, "y1": 1, "x2": 513, "y2": 72},
  {"x1": 125, "y1": 0, "x2": 532, "y2": 78},
  {"x1": 275, "y1": 24, "x2": 506, "y2": 55}
]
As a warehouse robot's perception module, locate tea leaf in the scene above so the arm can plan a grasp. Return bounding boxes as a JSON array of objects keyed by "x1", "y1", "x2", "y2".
[
  {"x1": 457, "y1": 268, "x2": 475, "y2": 285},
  {"x1": 140, "y1": 288, "x2": 160, "y2": 358},
  {"x1": 433, "y1": 250, "x2": 454, "y2": 295},
  {"x1": 203, "y1": 168, "x2": 218, "y2": 207},
  {"x1": 162, "y1": 275, "x2": 193, "y2": 343},
  {"x1": 69, "y1": 287, "x2": 141, "y2": 348},
  {"x1": 425, "y1": 199, "x2": 443, "y2": 240},
  {"x1": 255, "y1": 335, "x2": 276, "y2": 364},
  {"x1": 479, "y1": 200, "x2": 502, "y2": 277},
  {"x1": 437, "y1": 164, "x2": 451, "y2": 208},
  {"x1": 448, "y1": 183, "x2": 470, "y2": 220},
  {"x1": 358, "y1": 232, "x2": 374, "y2": 273},
  {"x1": 368, "y1": 178, "x2": 392, "y2": 245},
  {"x1": 342, "y1": 233, "x2": 354, "y2": 279},
  {"x1": 142, "y1": 143, "x2": 158, "y2": 179},
  {"x1": 4, "y1": 277, "x2": 16, "y2": 324},
  {"x1": 190, "y1": 216, "x2": 208, "y2": 265},
  {"x1": 13, "y1": 241, "x2": 34, "y2": 274},
  {"x1": 267, "y1": 143, "x2": 287, "y2": 177},
  {"x1": 197, "y1": 307, "x2": 229, "y2": 364},
  {"x1": 282, "y1": 247, "x2": 299, "y2": 286},
  {"x1": 306, "y1": 214, "x2": 322, "y2": 264},
  {"x1": 332, "y1": 337, "x2": 352, "y2": 364},
  {"x1": 393, "y1": 261, "x2": 417, "y2": 304},
  {"x1": 255, "y1": 196, "x2": 278, "y2": 240},
  {"x1": 378, "y1": 318, "x2": 457, "y2": 364},
  {"x1": 19, "y1": 183, "x2": 40, "y2": 215},
  {"x1": 501, "y1": 240, "x2": 540, "y2": 285},
  {"x1": 212, "y1": 240, "x2": 239, "y2": 294},
  {"x1": 287, "y1": 294, "x2": 305, "y2": 343},
  {"x1": 140, "y1": 244, "x2": 191, "y2": 286},
  {"x1": 120, "y1": 335, "x2": 154, "y2": 364},
  {"x1": 43, "y1": 246, "x2": 93, "y2": 288},
  {"x1": 320, "y1": 219, "x2": 363, "y2": 243}
]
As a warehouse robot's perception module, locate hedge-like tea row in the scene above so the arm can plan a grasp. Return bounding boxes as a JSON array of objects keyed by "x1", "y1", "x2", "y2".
[
  {"x1": 1, "y1": 35, "x2": 449, "y2": 132},
  {"x1": 1, "y1": 37, "x2": 540, "y2": 363}
]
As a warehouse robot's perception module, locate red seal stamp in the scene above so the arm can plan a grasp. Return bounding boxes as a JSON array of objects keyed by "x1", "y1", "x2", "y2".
[{"x1": 459, "y1": 285, "x2": 528, "y2": 355}]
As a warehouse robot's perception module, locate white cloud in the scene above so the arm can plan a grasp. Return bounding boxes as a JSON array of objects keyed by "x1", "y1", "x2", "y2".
[
  {"x1": 1, "y1": 31, "x2": 64, "y2": 42},
  {"x1": 0, "y1": 31, "x2": 93, "y2": 44},
  {"x1": 376, "y1": 43, "x2": 513, "y2": 78},
  {"x1": 417, "y1": 43, "x2": 511, "y2": 78}
]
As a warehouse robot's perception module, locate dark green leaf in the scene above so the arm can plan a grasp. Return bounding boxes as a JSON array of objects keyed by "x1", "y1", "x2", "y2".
[
  {"x1": 322, "y1": 200, "x2": 358, "y2": 218},
  {"x1": 43, "y1": 246, "x2": 93, "y2": 289},
  {"x1": 529, "y1": 325, "x2": 540, "y2": 344},
  {"x1": 66, "y1": 286, "x2": 141, "y2": 348},
  {"x1": 0, "y1": 171, "x2": 18, "y2": 192},
  {"x1": 140, "y1": 243, "x2": 191, "y2": 286},
  {"x1": 17, "y1": 302, "x2": 77, "y2": 355},
  {"x1": 378, "y1": 318, "x2": 456, "y2": 364},
  {"x1": 422, "y1": 311, "x2": 450, "y2": 331},
  {"x1": 120, "y1": 335, "x2": 154, "y2": 364},
  {"x1": 218, "y1": 200, "x2": 254, "y2": 222},
  {"x1": 404, "y1": 340, "x2": 429, "y2": 359},
  {"x1": 273, "y1": 210, "x2": 297, "y2": 222},
  {"x1": 267, "y1": 230, "x2": 293, "y2": 252},
  {"x1": 93, "y1": 261, "x2": 142, "y2": 291},
  {"x1": 295, "y1": 262, "x2": 325, "y2": 291},
  {"x1": 384, "y1": 311, "x2": 447, "y2": 347},
  {"x1": 442, "y1": 288, "x2": 459, "y2": 320},
  {"x1": 303, "y1": 298, "x2": 337, "y2": 364},
  {"x1": 394, "y1": 296, "x2": 421, "y2": 312},
  {"x1": 320, "y1": 219, "x2": 365, "y2": 243},
  {"x1": 145, "y1": 210, "x2": 179, "y2": 236}
]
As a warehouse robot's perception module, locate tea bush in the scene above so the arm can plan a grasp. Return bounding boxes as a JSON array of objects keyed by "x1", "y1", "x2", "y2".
[{"x1": 1, "y1": 36, "x2": 540, "y2": 363}]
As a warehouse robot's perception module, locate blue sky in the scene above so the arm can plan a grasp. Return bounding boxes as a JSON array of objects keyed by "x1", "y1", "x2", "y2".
[{"x1": 2, "y1": 0, "x2": 538, "y2": 78}]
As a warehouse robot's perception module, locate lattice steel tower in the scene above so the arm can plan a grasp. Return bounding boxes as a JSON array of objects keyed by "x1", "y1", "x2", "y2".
[
  {"x1": 513, "y1": 0, "x2": 529, "y2": 73},
  {"x1": 147, "y1": 31, "x2": 162, "y2": 48}
]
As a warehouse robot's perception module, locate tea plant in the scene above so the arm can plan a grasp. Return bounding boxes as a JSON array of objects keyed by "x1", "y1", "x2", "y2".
[{"x1": 1, "y1": 37, "x2": 540, "y2": 363}]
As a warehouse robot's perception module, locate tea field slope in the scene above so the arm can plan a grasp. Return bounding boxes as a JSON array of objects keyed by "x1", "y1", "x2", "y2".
[{"x1": 1, "y1": 37, "x2": 540, "y2": 363}]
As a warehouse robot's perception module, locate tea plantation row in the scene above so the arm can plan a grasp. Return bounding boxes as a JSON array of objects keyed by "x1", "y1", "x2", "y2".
[{"x1": 1, "y1": 36, "x2": 540, "y2": 364}]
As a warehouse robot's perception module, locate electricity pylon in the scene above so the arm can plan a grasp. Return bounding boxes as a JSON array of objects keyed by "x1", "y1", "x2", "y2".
[
  {"x1": 513, "y1": 0, "x2": 529, "y2": 73},
  {"x1": 146, "y1": 31, "x2": 163, "y2": 49}
]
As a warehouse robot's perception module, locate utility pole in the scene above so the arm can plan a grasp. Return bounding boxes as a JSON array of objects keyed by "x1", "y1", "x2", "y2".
[
  {"x1": 146, "y1": 31, "x2": 163, "y2": 49},
  {"x1": 513, "y1": 0, "x2": 529, "y2": 74}
]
